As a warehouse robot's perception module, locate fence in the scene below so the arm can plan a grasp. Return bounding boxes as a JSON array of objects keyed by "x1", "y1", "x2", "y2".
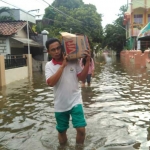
[
  {"x1": 5, "y1": 55, "x2": 27, "y2": 69},
  {"x1": 0, "y1": 54, "x2": 32, "y2": 87}
]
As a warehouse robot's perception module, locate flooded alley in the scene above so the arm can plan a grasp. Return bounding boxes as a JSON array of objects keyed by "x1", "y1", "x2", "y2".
[{"x1": 0, "y1": 54, "x2": 150, "y2": 150}]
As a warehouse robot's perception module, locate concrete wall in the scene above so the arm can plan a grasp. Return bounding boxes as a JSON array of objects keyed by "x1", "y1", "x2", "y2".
[
  {"x1": 42, "y1": 61, "x2": 48, "y2": 72},
  {"x1": 0, "y1": 55, "x2": 6, "y2": 87},
  {"x1": 132, "y1": 0, "x2": 146, "y2": 9},
  {"x1": 32, "y1": 58, "x2": 48, "y2": 72},
  {"x1": 32, "y1": 58, "x2": 42, "y2": 72},
  {"x1": 5, "y1": 66, "x2": 28, "y2": 85},
  {"x1": 0, "y1": 54, "x2": 32, "y2": 87},
  {"x1": 0, "y1": 53, "x2": 47, "y2": 87}
]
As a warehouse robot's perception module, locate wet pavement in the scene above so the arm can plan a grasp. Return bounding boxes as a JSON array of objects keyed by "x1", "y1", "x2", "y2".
[{"x1": 0, "y1": 54, "x2": 150, "y2": 150}]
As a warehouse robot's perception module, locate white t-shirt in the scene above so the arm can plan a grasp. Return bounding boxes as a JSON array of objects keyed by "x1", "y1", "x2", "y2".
[{"x1": 45, "y1": 60, "x2": 83, "y2": 112}]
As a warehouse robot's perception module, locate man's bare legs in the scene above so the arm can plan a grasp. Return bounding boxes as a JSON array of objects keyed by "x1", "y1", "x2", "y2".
[
  {"x1": 76, "y1": 127, "x2": 85, "y2": 144},
  {"x1": 58, "y1": 128, "x2": 85, "y2": 145},
  {"x1": 58, "y1": 130, "x2": 67, "y2": 146},
  {"x1": 75, "y1": 127, "x2": 85, "y2": 150},
  {"x1": 58, "y1": 128, "x2": 85, "y2": 150}
]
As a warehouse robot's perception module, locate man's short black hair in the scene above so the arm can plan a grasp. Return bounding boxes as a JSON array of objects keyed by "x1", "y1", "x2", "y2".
[{"x1": 45, "y1": 38, "x2": 61, "y2": 50}]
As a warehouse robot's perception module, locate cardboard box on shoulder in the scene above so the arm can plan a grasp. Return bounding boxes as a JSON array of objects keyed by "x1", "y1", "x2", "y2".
[{"x1": 60, "y1": 32, "x2": 90, "y2": 60}]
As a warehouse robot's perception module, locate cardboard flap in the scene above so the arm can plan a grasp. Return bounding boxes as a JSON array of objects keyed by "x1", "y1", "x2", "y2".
[{"x1": 60, "y1": 32, "x2": 76, "y2": 38}]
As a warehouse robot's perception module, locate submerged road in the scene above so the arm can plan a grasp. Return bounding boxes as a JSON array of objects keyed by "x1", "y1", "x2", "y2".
[{"x1": 0, "y1": 54, "x2": 150, "y2": 150}]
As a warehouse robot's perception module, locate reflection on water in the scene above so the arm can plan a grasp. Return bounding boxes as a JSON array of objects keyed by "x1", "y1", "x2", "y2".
[{"x1": 0, "y1": 54, "x2": 150, "y2": 150}]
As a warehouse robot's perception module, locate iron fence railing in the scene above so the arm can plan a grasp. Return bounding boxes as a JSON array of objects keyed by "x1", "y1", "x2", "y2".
[{"x1": 5, "y1": 55, "x2": 27, "y2": 69}]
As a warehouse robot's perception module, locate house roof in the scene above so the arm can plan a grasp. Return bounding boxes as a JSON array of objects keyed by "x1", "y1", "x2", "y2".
[{"x1": 0, "y1": 21, "x2": 27, "y2": 36}]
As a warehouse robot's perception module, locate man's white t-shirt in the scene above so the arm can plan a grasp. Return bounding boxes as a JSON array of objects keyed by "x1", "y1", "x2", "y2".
[{"x1": 45, "y1": 60, "x2": 83, "y2": 112}]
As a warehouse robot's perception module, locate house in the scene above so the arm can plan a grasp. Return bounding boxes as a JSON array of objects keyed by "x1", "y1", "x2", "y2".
[
  {"x1": 0, "y1": 9, "x2": 50, "y2": 87},
  {"x1": 0, "y1": 21, "x2": 43, "y2": 58},
  {"x1": 0, "y1": 8, "x2": 50, "y2": 62},
  {"x1": 123, "y1": 0, "x2": 150, "y2": 50}
]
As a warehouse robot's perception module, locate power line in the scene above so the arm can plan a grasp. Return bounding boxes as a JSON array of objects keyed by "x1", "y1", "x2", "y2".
[
  {"x1": 0, "y1": 0, "x2": 91, "y2": 28},
  {"x1": 41, "y1": 16, "x2": 101, "y2": 32},
  {"x1": 0, "y1": 0, "x2": 100, "y2": 28},
  {"x1": 0, "y1": 0, "x2": 20, "y2": 9},
  {"x1": 37, "y1": 17, "x2": 91, "y2": 34},
  {"x1": 0, "y1": 0, "x2": 32, "y2": 15},
  {"x1": 0, "y1": 0, "x2": 84, "y2": 29},
  {"x1": 0, "y1": 0, "x2": 101, "y2": 35},
  {"x1": 34, "y1": 0, "x2": 48, "y2": 8},
  {"x1": 40, "y1": 0, "x2": 84, "y2": 24},
  {"x1": 37, "y1": 0, "x2": 101, "y2": 29}
]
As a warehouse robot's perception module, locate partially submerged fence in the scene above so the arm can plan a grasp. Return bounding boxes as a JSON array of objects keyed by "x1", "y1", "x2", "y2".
[{"x1": 5, "y1": 55, "x2": 27, "y2": 69}]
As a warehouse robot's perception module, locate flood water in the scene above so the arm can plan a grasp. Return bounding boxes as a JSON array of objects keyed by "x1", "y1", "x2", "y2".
[{"x1": 0, "y1": 54, "x2": 150, "y2": 150}]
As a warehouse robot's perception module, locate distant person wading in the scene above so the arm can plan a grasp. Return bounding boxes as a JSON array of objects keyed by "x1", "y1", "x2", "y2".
[{"x1": 80, "y1": 56, "x2": 95, "y2": 87}]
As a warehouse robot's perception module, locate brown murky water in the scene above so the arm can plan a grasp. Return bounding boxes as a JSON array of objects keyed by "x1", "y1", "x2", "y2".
[{"x1": 0, "y1": 54, "x2": 150, "y2": 150}]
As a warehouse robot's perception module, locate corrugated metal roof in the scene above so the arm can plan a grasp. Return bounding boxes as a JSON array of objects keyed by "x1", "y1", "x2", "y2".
[{"x1": 11, "y1": 37, "x2": 43, "y2": 47}]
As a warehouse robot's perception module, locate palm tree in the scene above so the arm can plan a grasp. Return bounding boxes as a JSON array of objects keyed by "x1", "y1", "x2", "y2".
[{"x1": 0, "y1": 7, "x2": 14, "y2": 21}]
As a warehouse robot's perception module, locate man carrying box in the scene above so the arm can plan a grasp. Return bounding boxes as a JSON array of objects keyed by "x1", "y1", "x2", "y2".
[
  {"x1": 45, "y1": 38, "x2": 91, "y2": 148},
  {"x1": 61, "y1": 32, "x2": 89, "y2": 60}
]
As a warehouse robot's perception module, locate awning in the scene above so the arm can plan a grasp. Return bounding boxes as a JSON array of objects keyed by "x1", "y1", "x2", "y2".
[
  {"x1": 137, "y1": 22, "x2": 150, "y2": 41},
  {"x1": 11, "y1": 37, "x2": 43, "y2": 47}
]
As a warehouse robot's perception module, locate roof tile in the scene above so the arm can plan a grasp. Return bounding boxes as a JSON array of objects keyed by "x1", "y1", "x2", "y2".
[{"x1": 0, "y1": 21, "x2": 27, "y2": 36}]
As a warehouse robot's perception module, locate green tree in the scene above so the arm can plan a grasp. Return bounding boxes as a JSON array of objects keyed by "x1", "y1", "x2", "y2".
[
  {"x1": 52, "y1": 0, "x2": 84, "y2": 9},
  {"x1": 0, "y1": 7, "x2": 14, "y2": 21},
  {"x1": 102, "y1": 5, "x2": 127, "y2": 55},
  {"x1": 40, "y1": 1, "x2": 103, "y2": 51}
]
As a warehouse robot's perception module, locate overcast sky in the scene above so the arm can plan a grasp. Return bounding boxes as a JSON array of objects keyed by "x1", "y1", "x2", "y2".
[{"x1": 0, "y1": 0, "x2": 129, "y2": 27}]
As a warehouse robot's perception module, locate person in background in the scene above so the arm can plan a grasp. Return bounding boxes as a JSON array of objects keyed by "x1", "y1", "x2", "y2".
[
  {"x1": 80, "y1": 56, "x2": 95, "y2": 87},
  {"x1": 45, "y1": 38, "x2": 91, "y2": 149}
]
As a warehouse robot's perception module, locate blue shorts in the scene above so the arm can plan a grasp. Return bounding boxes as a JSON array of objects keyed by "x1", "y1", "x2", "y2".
[
  {"x1": 55, "y1": 104, "x2": 87, "y2": 133},
  {"x1": 83, "y1": 74, "x2": 91, "y2": 83}
]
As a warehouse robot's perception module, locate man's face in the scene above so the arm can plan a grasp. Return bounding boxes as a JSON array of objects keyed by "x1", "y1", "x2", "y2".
[{"x1": 48, "y1": 41, "x2": 62, "y2": 60}]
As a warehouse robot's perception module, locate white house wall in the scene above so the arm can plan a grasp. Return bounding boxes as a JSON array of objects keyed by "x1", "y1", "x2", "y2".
[
  {"x1": 19, "y1": 10, "x2": 35, "y2": 23},
  {"x1": 15, "y1": 29, "x2": 27, "y2": 38},
  {"x1": 148, "y1": 1, "x2": 150, "y2": 8},
  {"x1": 6, "y1": 38, "x2": 11, "y2": 54},
  {"x1": 1, "y1": 9, "x2": 35, "y2": 23},
  {"x1": 0, "y1": 38, "x2": 7, "y2": 55},
  {"x1": 10, "y1": 9, "x2": 36, "y2": 23}
]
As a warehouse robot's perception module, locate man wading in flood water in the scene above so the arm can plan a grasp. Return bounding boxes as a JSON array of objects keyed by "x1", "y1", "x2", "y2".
[{"x1": 45, "y1": 38, "x2": 91, "y2": 149}]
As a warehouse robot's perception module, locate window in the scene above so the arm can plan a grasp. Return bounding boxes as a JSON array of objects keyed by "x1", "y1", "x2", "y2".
[
  {"x1": 134, "y1": 14, "x2": 143, "y2": 24},
  {"x1": 148, "y1": 14, "x2": 150, "y2": 22}
]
